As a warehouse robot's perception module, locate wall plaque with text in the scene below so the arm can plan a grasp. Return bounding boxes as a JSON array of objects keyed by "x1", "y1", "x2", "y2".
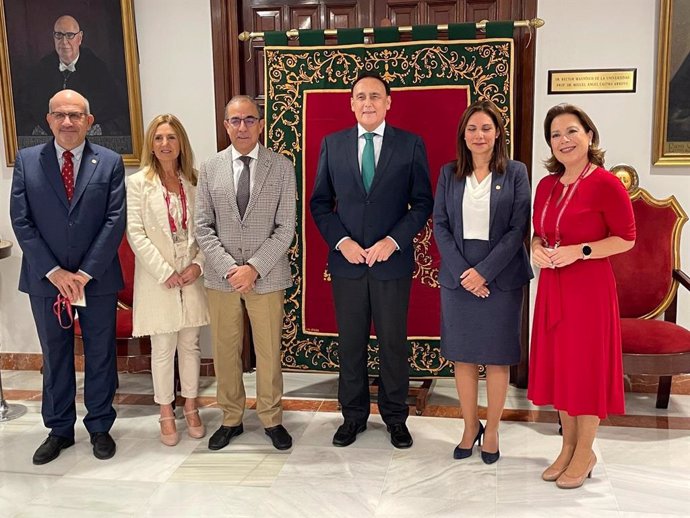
[{"x1": 548, "y1": 69, "x2": 637, "y2": 94}]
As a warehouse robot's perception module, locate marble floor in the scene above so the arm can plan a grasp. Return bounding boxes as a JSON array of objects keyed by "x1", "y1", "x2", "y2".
[{"x1": 1, "y1": 370, "x2": 689, "y2": 517}]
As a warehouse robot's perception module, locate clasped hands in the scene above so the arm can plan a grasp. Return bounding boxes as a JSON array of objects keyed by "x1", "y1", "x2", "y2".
[
  {"x1": 164, "y1": 263, "x2": 202, "y2": 289},
  {"x1": 48, "y1": 268, "x2": 89, "y2": 302},
  {"x1": 460, "y1": 268, "x2": 489, "y2": 298},
  {"x1": 532, "y1": 243, "x2": 580, "y2": 269},
  {"x1": 339, "y1": 237, "x2": 396, "y2": 267},
  {"x1": 225, "y1": 264, "x2": 258, "y2": 294}
]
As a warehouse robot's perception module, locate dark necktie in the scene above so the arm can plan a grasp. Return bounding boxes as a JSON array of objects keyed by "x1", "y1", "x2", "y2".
[
  {"x1": 61, "y1": 150, "x2": 75, "y2": 202},
  {"x1": 362, "y1": 132, "x2": 375, "y2": 193},
  {"x1": 237, "y1": 155, "x2": 251, "y2": 218},
  {"x1": 62, "y1": 70, "x2": 71, "y2": 89}
]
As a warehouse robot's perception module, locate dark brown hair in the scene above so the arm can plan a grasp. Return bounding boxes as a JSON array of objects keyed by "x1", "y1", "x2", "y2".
[
  {"x1": 543, "y1": 103, "x2": 605, "y2": 173},
  {"x1": 455, "y1": 99, "x2": 508, "y2": 178}
]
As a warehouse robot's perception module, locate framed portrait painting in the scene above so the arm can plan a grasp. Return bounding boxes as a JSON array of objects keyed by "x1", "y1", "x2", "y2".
[
  {"x1": 0, "y1": 0, "x2": 143, "y2": 166},
  {"x1": 654, "y1": 0, "x2": 690, "y2": 166}
]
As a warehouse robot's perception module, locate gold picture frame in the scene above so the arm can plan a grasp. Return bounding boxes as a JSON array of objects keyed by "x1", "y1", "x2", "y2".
[
  {"x1": 0, "y1": 0, "x2": 143, "y2": 166},
  {"x1": 653, "y1": 0, "x2": 690, "y2": 166}
]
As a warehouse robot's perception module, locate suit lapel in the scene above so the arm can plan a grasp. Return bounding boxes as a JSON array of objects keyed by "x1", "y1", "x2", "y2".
[
  {"x1": 454, "y1": 173, "x2": 466, "y2": 254},
  {"x1": 149, "y1": 174, "x2": 173, "y2": 238},
  {"x1": 220, "y1": 147, "x2": 240, "y2": 219},
  {"x1": 244, "y1": 145, "x2": 271, "y2": 218},
  {"x1": 489, "y1": 171, "x2": 506, "y2": 234},
  {"x1": 370, "y1": 125, "x2": 394, "y2": 194},
  {"x1": 39, "y1": 140, "x2": 70, "y2": 210},
  {"x1": 342, "y1": 126, "x2": 365, "y2": 197},
  {"x1": 70, "y1": 141, "x2": 98, "y2": 213}
]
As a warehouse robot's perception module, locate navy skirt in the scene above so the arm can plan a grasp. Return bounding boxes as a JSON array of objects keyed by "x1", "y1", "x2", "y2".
[{"x1": 440, "y1": 239, "x2": 523, "y2": 365}]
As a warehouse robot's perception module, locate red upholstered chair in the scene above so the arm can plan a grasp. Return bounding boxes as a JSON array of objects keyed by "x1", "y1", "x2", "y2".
[
  {"x1": 609, "y1": 165, "x2": 690, "y2": 409},
  {"x1": 74, "y1": 237, "x2": 151, "y2": 370}
]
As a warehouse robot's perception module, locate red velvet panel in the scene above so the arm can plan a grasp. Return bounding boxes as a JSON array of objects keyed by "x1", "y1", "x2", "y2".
[
  {"x1": 610, "y1": 198, "x2": 678, "y2": 318},
  {"x1": 74, "y1": 309, "x2": 133, "y2": 339},
  {"x1": 117, "y1": 237, "x2": 135, "y2": 306},
  {"x1": 621, "y1": 318, "x2": 690, "y2": 354},
  {"x1": 302, "y1": 88, "x2": 469, "y2": 337}
]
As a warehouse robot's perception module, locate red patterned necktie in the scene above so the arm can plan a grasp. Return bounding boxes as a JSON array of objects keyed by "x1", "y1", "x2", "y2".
[{"x1": 61, "y1": 150, "x2": 74, "y2": 202}]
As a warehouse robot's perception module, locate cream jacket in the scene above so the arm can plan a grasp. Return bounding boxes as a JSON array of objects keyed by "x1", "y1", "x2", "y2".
[{"x1": 126, "y1": 169, "x2": 210, "y2": 336}]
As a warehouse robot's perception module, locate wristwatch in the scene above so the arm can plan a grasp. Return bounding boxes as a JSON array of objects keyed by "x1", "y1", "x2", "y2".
[{"x1": 582, "y1": 243, "x2": 592, "y2": 260}]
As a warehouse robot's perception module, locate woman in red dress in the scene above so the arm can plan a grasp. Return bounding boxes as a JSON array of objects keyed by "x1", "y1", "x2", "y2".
[{"x1": 528, "y1": 104, "x2": 636, "y2": 489}]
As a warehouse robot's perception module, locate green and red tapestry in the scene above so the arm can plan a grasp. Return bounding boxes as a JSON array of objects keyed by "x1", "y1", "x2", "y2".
[{"x1": 263, "y1": 32, "x2": 514, "y2": 377}]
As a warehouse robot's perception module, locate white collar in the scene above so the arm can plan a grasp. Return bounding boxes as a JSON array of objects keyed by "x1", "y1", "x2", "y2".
[
  {"x1": 58, "y1": 54, "x2": 80, "y2": 72},
  {"x1": 55, "y1": 140, "x2": 86, "y2": 161},
  {"x1": 357, "y1": 121, "x2": 386, "y2": 138},
  {"x1": 231, "y1": 143, "x2": 259, "y2": 162}
]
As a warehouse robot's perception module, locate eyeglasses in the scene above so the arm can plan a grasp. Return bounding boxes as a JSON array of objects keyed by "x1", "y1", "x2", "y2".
[
  {"x1": 50, "y1": 112, "x2": 86, "y2": 122},
  {"x1": 53, "y1": 31, "x2": 82, "y2": 40},
  {"x1": 226, "y1": 116, "x2": 260, "y2": 128}
]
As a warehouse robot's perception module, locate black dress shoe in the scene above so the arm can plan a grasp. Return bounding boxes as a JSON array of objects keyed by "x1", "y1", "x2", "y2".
[
  {"x1": 480, "y1": 431, "x2": 500, "y2": 464},
  {"x1": 387, "y1": 423, "x2": 413, "y2": 449},
  {"x1": 265, "y1": 424, "x2": 293, "y2": 450},
  {"x1": 90, "y1": 432, "x2": 116, "y2": 460},
  {"x1": 208, "y1": 424, "x2": 244, "y2": 450},
  {"x1": 453, "y1": 421, "x2": 484, "y2": 460},
  {"x1": 32, "y1": 435, "x2": 75, "y2": 465},
  {"x1": 332, "y1": 420, "x2": 367, "y2": 447}
]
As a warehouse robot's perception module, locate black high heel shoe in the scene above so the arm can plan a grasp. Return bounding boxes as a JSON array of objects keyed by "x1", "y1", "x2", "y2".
[
  {"x1": 480, "y1": 431, "x2": 500, "y2": 464},
  {"x1": 453, "y1": 421, "x2": 484, "y2": 459}
]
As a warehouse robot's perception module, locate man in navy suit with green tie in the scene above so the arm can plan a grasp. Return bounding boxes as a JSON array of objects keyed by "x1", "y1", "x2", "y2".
[
  {"x1": 10, "y1": 89, "x2": 125, "y2": 464},
  {"x1": 310, "y1": 72, "x2": 433, "y2": 448}
]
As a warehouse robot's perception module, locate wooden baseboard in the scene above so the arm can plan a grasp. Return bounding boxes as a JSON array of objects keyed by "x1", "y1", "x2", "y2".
[{"x1": 2, "y1": 352, "x2": 690, "y2": 395}]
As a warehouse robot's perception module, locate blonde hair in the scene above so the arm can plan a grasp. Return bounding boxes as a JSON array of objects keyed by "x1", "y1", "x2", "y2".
[{"x1": 140, "y1": 114, "x2": 197, "y2": 185}]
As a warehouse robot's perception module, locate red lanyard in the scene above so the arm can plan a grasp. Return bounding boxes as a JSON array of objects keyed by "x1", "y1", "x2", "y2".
[
  {"x1": 53, "y1": 295, "x2": 74, "y2": 329},
  {"x1": 539, "y1": 162, "x2": 591, "y2": 248},
  {"x1": 162, "y1": 179, "x2": 188, "y2": 236}
]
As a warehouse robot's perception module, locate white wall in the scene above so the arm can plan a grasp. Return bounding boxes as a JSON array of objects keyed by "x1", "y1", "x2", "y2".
[
  {"x1": 0, "y1": 0, "x2": 217, "y2": 355},
  {"x1": 532, "y1": 0, "x2": 690, "y2": 330},
  {"x1": 1, "y1": 0, "x2": 688, "y2": 356}
]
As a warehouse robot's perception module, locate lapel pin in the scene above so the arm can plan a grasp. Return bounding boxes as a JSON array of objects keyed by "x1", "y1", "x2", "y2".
[
  {"x1": 91, "y1": 159, "x2": 97, "y2": 164},
  {"x1": 495, "y1": 185, "x2": 501, "y2": 190}
]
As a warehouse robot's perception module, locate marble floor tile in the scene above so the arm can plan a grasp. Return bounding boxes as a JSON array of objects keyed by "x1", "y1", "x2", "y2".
[
  {"x1": 2, "y1": 369, "x2": 690, "y2": 517},
  {"x1": 29, "y1": 477, "x2": 160, "y2": 515},
  {"x1": 606, "y1": 464, "x2": 690, "y2": 515}
]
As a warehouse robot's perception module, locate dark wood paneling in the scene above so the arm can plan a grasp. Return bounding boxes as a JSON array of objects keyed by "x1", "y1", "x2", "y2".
[
  {"x1": 387, "y1": 2, "x2": 420, "y2": 26},
  {"x1": 427, "y1": 2, "x2": 458, "y2": 25},
  {"x1": 291, "y1": 6, "x2": 320, "y2": 29},
  {"x1": 327, "y1": 4, "x2": 360, "y2": 29}
]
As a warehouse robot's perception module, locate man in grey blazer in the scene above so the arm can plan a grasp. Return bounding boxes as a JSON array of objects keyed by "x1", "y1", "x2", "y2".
[{"x1": 195, "y1": 96, "x2": 296, "y2": 451}]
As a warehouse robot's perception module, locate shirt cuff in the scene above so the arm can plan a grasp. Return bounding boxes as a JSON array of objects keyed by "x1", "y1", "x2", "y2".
[
  {"x1": 77, "y1": 270, "x2": 92, "y2": 280},
  {"x1": 335, "y1": 237, "x2": 350, "y2": 251},
  {"x1": 386, "y1": 236, "x2": 400, "y2": 250}
]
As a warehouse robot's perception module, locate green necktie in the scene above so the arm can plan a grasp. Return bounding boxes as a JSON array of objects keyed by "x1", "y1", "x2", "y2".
[{"x1": 361, "y1": 132, "x2": 375, "y2": 193}]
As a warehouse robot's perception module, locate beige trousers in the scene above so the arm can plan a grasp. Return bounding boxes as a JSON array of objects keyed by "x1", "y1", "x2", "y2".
[
  {"x1": 207, "y1": 288, "x2": 285, "y2": 428},
  {"x1": 150, "y1": 326, "x2": 201, "y2": 405}
]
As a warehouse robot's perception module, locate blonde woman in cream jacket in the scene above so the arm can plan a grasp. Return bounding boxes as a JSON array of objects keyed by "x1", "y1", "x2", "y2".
[{"x1": 127, "y1": 114, "x2": 209, "y2": 446}]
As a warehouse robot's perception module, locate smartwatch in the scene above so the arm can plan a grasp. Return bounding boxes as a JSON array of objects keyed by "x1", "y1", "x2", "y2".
[{"x1": 582, "y1": 243, "x2": 592, "y2": 260}]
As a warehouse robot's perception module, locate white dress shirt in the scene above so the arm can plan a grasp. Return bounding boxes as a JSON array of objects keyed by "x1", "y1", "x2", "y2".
[
  {"x1": 462, "y1": 172, "x2": 492, "y2": 240},
  {"x1": 230, "y1": 143, "x2": 259, "y2": 193},
  {"x1": 357, "y1": 121, "x2": 385, "y2": 170}
]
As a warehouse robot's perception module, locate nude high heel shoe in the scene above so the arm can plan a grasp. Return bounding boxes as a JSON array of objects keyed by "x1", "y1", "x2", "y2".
[
  {"x1": 542, "y1": 463, "x2": 568, "y2": 482},
  {"x1": 159, "y1": 416, "x2": 179, "y2": 446},
  {"x1": 556, "y1": 454, "x2": 597, "y2": 489},
  {"x1": 184, "y1": 408, "x2": 206, "y2": 439}
]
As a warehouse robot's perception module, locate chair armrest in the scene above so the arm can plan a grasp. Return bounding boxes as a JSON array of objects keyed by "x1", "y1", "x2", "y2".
[{"x1": 673, "y1": 269, "x2": 690, "y2": 292}]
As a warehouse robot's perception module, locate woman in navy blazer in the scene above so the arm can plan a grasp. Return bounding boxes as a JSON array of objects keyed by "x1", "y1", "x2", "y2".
[{"x1": 433, "y1": 100, "x2": 532, "y2": 464}]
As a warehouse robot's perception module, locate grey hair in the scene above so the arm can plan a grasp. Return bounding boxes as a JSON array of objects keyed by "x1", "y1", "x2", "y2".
[{"x1": 224, "y1": 95, "x2": 263, "y2": 120}]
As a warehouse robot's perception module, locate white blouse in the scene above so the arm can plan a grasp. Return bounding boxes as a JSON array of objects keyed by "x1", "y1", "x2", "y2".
[{"x1": 462, "y1": 172, "x2": 492, "y2": 240}]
